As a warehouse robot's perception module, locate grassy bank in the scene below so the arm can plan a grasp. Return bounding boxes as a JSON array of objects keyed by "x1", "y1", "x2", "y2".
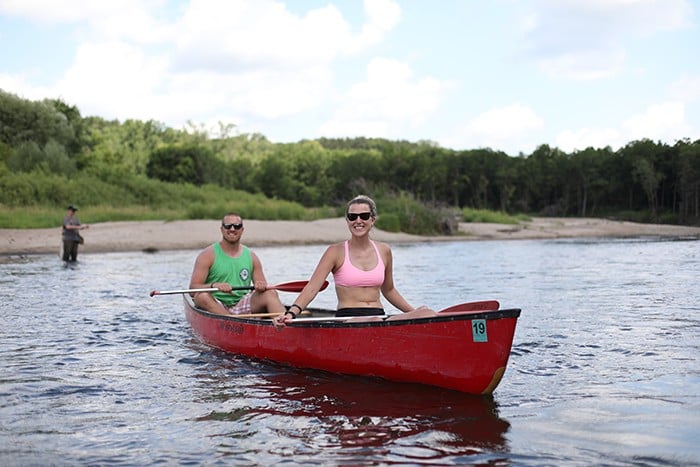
[
  {"x1": 0, "y1": 202, "x2": 341, "y2": 229},
  {"x1": 0, "y1": 171, "x2": 529, "y2": 232}
]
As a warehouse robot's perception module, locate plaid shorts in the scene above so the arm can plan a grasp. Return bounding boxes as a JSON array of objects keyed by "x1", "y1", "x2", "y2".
[{"x1": 222, "y1": 291, "x2": 254, "y2": 315}]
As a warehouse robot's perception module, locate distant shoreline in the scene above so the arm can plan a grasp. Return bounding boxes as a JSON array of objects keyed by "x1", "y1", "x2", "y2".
[{"x1": 2, "y1": 217, "x2": 699, "y2": 256}]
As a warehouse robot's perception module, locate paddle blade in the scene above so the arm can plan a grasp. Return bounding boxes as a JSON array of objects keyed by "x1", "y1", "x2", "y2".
[
  {"x1": 271, "y1": 280, "x2": 329, "y2": 293},
  {"x1": 439, "y1": 300, "x2": 500, "y2": 313}
]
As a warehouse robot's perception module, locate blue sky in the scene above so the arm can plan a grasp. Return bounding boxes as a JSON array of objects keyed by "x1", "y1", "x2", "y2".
[{"x1": 1, "y1": 0, "x2": 698, "y2": 155}]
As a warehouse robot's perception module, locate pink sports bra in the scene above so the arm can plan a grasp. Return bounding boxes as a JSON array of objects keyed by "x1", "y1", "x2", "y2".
[{"x1": 333, "y1": 240, "x2": 385, "y2": 287}]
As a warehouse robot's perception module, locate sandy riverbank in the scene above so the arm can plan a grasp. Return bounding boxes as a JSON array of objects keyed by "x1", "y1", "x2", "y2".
[{"x1": 2, "y1": 217, "x2": 699, "y2": 256}]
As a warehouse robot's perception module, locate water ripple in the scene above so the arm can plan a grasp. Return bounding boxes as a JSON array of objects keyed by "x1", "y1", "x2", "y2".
[{"x1": 1, "y1": 240, "x2": 698, "y2": 465}]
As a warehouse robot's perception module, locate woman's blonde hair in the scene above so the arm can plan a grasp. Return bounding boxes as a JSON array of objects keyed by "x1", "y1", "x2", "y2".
[{"x1": 346, "y1": 195, "x2": 377, "y2": 218}]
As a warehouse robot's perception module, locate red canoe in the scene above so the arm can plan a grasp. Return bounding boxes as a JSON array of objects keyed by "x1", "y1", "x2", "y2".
[{"x1": 183, "y1": 296, "x2": 521, "y2": 395}]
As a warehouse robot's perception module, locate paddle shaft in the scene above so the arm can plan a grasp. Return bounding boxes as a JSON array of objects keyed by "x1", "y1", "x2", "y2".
[
  {"x1": 290, "y1": 316, "x2": 361, "y2": 322},
  {"x1": 234, "y1": 311, "x2": 310, "y2": 318},
  {"x1": 149, "y1": 280, "x2": 326, "y2": 297},
  {"x1": 291, "y1": 303, "x2": 500, "y2": 322},
  {"x1": 289, "y1": 300, "x2": 500, "y2": 318},
  {"x1": 151, "y1": 285, "x2": 251, "y2": 296},
  {"x1": 274, "y1": 300, "x2": 501, "y2": 323}
]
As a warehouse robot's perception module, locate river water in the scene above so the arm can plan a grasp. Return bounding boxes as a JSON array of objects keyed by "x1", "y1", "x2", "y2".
[{"x1": 1, "y1": 237, "x2": 698, "y2": 465}]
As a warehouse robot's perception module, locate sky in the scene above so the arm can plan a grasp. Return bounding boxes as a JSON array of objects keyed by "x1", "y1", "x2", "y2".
[{"x1": 1, "y1": 0, "x2": 699, "y2": 156}]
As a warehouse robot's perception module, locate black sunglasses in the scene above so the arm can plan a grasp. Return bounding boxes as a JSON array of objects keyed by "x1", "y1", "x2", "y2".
[
  {"x1": 222, "y1": 222, "x2": 243, "y2": 230},
  {"x1": 346, "y1": 212, "x2": 372, "y2": 221}
]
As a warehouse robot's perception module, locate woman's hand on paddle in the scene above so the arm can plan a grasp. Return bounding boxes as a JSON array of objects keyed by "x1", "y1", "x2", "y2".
[{"x1": 274, "y1": 312, "x2": 295, "y2": 329}]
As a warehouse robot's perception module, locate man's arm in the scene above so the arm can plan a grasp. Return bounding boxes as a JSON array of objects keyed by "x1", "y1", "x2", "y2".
[
  {"x1": 189, "y1": 247, "x2": 214, "y2": 289},
  {"x1": 250, "y1": 251, "x2": 269, "y2": 292}
]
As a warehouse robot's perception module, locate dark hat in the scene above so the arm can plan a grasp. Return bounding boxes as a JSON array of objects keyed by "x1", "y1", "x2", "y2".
[{"x1": 67, "y1": 205, "x2": 78, "y2": 211}]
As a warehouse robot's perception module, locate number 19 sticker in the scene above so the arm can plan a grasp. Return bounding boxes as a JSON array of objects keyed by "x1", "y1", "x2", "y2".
[{"x1": 472, "y1": 319, "x2": 488, "y2": 342}]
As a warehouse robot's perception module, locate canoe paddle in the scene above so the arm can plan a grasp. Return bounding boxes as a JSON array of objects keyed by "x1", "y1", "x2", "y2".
[
  {"x1": 149, "y1": 280, "x2": 327, "y2": 297},
  {"x1": 286, "y1": 300, "x2": 501, "y2": 322}
]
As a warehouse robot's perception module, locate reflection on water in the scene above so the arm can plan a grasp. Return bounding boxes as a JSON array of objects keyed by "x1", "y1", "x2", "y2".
[
  {"x1": 190, "y1": 348, "x2": 510, "y2": 463},
  {"x1": 1, "y1": 237, "x2": 699, "y2": 465}
]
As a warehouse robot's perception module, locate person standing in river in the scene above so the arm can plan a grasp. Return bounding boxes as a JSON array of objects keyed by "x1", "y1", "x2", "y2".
[{"x1": 62, "y1": 205, "x2": 88, "y2": 262}]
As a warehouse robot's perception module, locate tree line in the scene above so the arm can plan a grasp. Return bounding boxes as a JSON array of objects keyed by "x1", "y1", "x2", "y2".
[{"x1": 2, "y1": 88, "x2": 699, "y2": 226}]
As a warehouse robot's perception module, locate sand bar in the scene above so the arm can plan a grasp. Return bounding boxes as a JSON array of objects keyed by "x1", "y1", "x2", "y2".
[{"x1": 2, "y1": 217, "x2": 699, "y2": 256}]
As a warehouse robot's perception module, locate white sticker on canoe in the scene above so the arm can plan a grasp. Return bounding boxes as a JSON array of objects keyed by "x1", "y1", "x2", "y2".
[{"x1": 472, "y1": 319, "x2": 488, "y2": 342}]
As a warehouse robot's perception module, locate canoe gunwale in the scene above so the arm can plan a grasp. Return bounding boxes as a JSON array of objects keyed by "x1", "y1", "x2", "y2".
[{"x1": 182, "y1": 295, "x2": 520, "y2": 327}]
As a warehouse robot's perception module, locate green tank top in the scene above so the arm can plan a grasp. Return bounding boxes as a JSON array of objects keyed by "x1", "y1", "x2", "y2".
[{"x1": 206, "y1": 243, "x2": 253, "y2": 306}]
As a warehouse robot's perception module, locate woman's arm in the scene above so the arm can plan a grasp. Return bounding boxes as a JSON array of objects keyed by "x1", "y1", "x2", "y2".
[
  {"x1": 292, "y1": 244, "x2": 339, "y2": 310},
  {"x1": 379, "y1": 243, "x2": 414, "y2": 312},
  {"x1": 276, "y1": 244, "x2": 339, "y2": 324}
]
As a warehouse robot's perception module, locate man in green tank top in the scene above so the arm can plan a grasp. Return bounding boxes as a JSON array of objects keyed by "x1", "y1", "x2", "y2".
[{"x1": 189, "y1": 213, "x2": 286, "y2": 316}]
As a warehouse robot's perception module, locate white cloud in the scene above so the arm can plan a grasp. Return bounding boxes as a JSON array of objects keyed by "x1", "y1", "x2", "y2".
[
  {"x1": 172, "y1": 0, "x2": 350, "y2": 71},
  {"x1": 521, "y1": 0, "x2": 693, "y2": 80},
  {"x1": 52, "y1": 39, "x2": 335, "y2": 126},
  {"x1": 467, "y1": 104, "x2": 544, "y2": 137},
  {"x1": 0, "y1": 72, "x2": 52, "y2": 101},
  {"x1": 214, "y1": 66, "x2": 334, "y2": 119},
  {"x1": 1, "y1": 0, "x2": 696, "y2": 150},
  {"x1": 1, "y1": 0, "x2": 401, "y2": 128},
  {"x1": 161, "y1": 0, "x2": 402, "y2": 126},
  {"x1": 669, "y1": 74, "x2": 700, "y2": 103},
  {"x1": 0, "y1": 0, "x2": 170, "y2": 42},
  {"x1": 556, "y1": 127, "x2": 621, "y2": 152},
  {"x1": 0, "y1": 0, "x2": 144, "y2": 23},
  {"x1": 557, "y1": 99, "x2": 692, "y2": 153},
  {"x1": 622, "y1": 100, "x2": 689, "y2": 142},
  {"x1": 344, "y1": 0, "x2": 402, "y2": 54},
  {"x1": 171, "y1": 0, "x2": 401, "y2": 71},
  {"x1": 318, "y1": 57, "x2": 448, "y2": 138},
  {"x1": 555, "y1": 73, "x2": 699, "y2": 152},
  {"x1": 364, "y1": 0, "x2": 401, "y2": 29},
  {"x1": 55, "y1": 41, "x2": 169, "y2": 121},
  {"x1": 537, "y1": 47, "x2": 626, "y2": 81},
  {"x1": 445, "y1": 104, "x2": 544, "y2": 153}
]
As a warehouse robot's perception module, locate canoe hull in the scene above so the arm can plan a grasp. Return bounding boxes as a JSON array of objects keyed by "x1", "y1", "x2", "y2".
[{"x1": 184, "y1": 297, "x2": 520, "y2": 394}]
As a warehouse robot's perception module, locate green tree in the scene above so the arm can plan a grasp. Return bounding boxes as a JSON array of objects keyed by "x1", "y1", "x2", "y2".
[
  {"x1": 81, "y1": 117, "x2": 170, "y2": 176},
  {"x1": 519, "y1": 145, "x2": 569, "y2": 215},
  {"x1": 328, "y1": 149, "x2": 383, "y2": 202},
  {"x1": 147, "y1": 144, "x2": 220, "y2": 185},
  {"x1": 677, "y1": 139, "x2": 700, "y2": 220},
  {"x1": 570, "y1": 147, "x2": 612, "y2": 216},
  {"x1": 255, "y1": 150, "x2": 294, "y2": 200},
  {"x1": 621, "y1": 139, "x2": 665, "y2": 217}
]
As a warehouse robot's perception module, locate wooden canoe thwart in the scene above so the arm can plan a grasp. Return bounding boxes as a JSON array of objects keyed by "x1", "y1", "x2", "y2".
[{"x1": 183, "y1": 296, "x2": 521, "y2": 395}]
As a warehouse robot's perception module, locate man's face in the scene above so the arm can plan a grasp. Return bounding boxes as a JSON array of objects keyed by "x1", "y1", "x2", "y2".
[{"x1": 221, "y1": 216, "x2": 244, "y2": 238}]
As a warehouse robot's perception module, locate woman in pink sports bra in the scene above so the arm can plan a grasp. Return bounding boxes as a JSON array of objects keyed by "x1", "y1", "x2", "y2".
[{"x1": 275, "y1": 195, "x2": 435, "y2": 326}]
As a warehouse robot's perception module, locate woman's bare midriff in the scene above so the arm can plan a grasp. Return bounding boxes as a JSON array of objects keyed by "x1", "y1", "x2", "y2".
[{"x1": 335, "y1": 285, "x2": 382, "y2": 309}]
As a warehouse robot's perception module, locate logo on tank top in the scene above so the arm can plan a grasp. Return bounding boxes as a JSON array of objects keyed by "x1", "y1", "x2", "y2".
[{"x1": 239, "y1": 268, "x2": 250, "y2": 282}]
